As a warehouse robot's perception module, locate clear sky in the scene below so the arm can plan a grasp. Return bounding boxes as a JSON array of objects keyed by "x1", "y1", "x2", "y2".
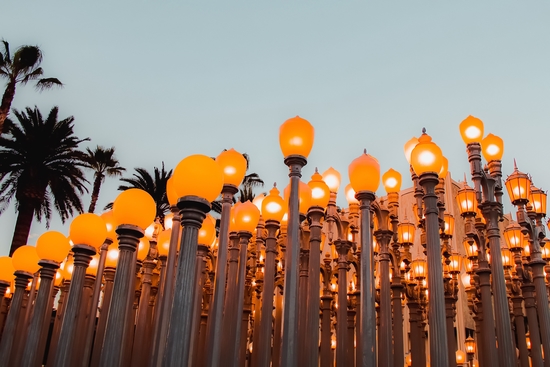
[{"x1": 1, "y1": 1, "x2": 549, "y2": 256}]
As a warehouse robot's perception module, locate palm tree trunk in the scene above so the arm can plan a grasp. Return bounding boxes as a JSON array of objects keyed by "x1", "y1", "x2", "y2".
[
  {"x1": 88, "y1": 174, "x2": 104, "y2": 213},
  {"x1": 0, "y1": 79, "x2": 16, "y2": 134},
  {"x1": 9, "y1": 200, "x2": 34, "y2": 256}
]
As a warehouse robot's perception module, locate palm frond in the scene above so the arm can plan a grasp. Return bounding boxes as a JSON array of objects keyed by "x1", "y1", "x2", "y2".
[
  {"x1": 19, "y1": 67, "x2": 43, "y2": 85},
  {"x1": 1, "y1": 40, "x2": 10, "y2": 61},
  {"x1": 36, "y1": 78, "x2": 63, "y2": 91}
]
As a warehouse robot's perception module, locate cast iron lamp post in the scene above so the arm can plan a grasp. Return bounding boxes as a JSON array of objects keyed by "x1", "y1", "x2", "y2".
[
  {"x1": 459, "y1": 115, "x2": 516, "y2": 367},
  {"x1": 162, "y1": 154, "x2": 224, "y2": 367},
  {"x1": 505, "y1": 166, "x2": 550, "y2": 367},
  {"x1": 348, "y1": 149, "x2": 381, "y2": 367},
  {"x1": 278, "y1": 116, "x2": 314, "y2": 367},
  {"x1": 464, "y1": 335, "x2": 476, "y2": 367}
]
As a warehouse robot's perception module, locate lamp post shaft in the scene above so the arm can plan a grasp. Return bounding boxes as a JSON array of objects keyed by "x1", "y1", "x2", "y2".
[
  {"x1": 279, "y1": 155, "x2": 307, "y2": 367},
  {"x1": 163, "y1": 196, "x2": 210, "y2": 367},
  {"x1": 512, "y1": 295, "x2": 530, "y2": 367},
  {"x1": 90, "y1": 268, "x2": 115, "y2": 367},
  {"x1": 306, "y1": 208, "x2": 323, "y2": 367},
  {"x1": 391, "y1": 280, "x2": 404, "y2": 367},
  {"x1": 476, "y1": 264, "x2": 498, "y2": 367},
  {"x1": 320, "y1": 294, "x2": 333, "y2": 367},
  {"x1": 356, "y1": 191, "x2": 376, "y2": 367},
  {"x1": 335, "y1": 240, "x2": 350, "y2": 367},
  {"x1": 523, "y1": 284, "x2": 544, "y2": 367},
  {"x1": 131, "y1": 259, "x2": 156, "y2": 367},
  {"x1": 419, "y1": 172, "x2": 449, "y2": 367},
  {"x1": 377, "y1": 233, "x2": 393, "y2": 367}
]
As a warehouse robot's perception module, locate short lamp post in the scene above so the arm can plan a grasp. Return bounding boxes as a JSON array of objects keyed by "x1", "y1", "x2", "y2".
[
  {"x1": 465, "y1": 336, "x2": 476, "y2": 367},
  {"x1": 409, "y1": 129, "x2": 449, "y2": 367},
  {"x1": 163, "y1": 154, "x2": 224, "y2": 367},
  {"x1": 348, "y1": 149, "x2": 380, "y2": 367},
  {"x1": 278, "y1": 116, "x2": 314, "y2": 367},
  {"x1": 21, "y1": 231, "x2": 71, "y2": 367},
  {"x1": 99, "y1": 189, "x2": 156, "y2": 367}
]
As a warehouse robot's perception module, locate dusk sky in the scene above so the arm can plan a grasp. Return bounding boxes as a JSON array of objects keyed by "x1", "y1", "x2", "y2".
[{"x1": 1, "y1": 1, "x2": 550, "y2": 256}]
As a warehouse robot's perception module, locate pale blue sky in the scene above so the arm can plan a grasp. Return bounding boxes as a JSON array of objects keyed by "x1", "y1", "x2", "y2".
[{"x1": 1, "y1": 1, "x2": 550, "y2": 256}]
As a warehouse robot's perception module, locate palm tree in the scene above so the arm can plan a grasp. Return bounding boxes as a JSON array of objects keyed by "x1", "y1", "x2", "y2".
[
  {"x1": 0, "y1": 41, "x2": 63, "y2": 134},
  {"x1": 83, "y1": 146, "x2": 125, "y2": 213},
  {"x1": 0, "y1": 106, "x2": 89, "y2": 255},
  {"x1": 107, "y1": 163, "x2": 172, "y2": 224}
]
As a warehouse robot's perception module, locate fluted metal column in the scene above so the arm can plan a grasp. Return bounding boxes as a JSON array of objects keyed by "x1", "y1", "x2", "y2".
[
  {"x1": 21, "y1": 260, "x2": 59, "y2": 367},
  {"x1": 90, "y1": 267, "x2": 115, "y2": 367},
  {"x1": 131, "y1": 258, "x2": 156, "y2": 367},
  {"x1": 163, "y1": 196, "x2": 210, "y2": 367},
  {"x1": 377, "y1": 231, "x2": 393, "y2": 367},
  {"x1": 205, "y1": 184, "x2": 238, "y2": 367},
  {"x1": 355, "y1": 191, "x2": 376, "y2": 367},
  {"x1": 476, "y1": 262, "x2": 498, "y2": 367},
  {"x1": 346, "y1": 307, "x2": 356, "y2": 367},
  {"x1": 408, "y1": 299, "x2": 423, "y2": 367},
  {"x1": 98, "y1": 225, "x2": 142, "y2": 367},
  {"x1": 54, "y1": 244, "x2": 96, "y2": 367},
  {"x1": 418, "y1": 172, "x2": 449, "y2": 367},
  {"x1": 511, "y1": 294, "x2": 530, "y2": 367},
  {"x1": 47, "y1": 279, "x2": 70, "y2": 367},
  {"x1": 523, "y1": 282, "x2": 543, "y2": 367},
  {"x1": 272, "y1": 288, "x2": 283, "y2": 367},
  {"x1": 188, "y1": 243, "x2": 208, "y2": 366},
  {"x1": 320, "y1": 293, "x2": 333, "y2": 367},
  {"x1": 306, "y1": 207, "x2": 323, "y2": 367},
  {"x1": 335, "y1": 240, "x2": 350, "y2": 367},
  {"x1": 392, "y1": 277, "x2": 404, "y2": 367},
  {"x1": 445, "y1": 292, "x2": 457, "y2": 367}
]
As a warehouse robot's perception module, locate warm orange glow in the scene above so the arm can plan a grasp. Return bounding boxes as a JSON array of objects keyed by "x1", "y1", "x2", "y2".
[
  {"x1": 439, "y1": 156, "x2": 449, "y2": 179},
  {"x1": 215, "y1": 148, "x2": 248, "y2": 186},
  {"x1": 322, "y1": 167, "x2": 341, "y2": 193},
  {"x1": 405, "y1": 353, "x2": 412, "y2": 367},
  {"x1": 86, "y1": 254, "x2": 100, "y2": 276},
  {"x1": 105, "y1": 243, "x2": 119, "y2": 268},
  {"x1": 526, "y1": 333, "x2": 532, "y2": 350},
  {"x1": 410, "y1": 258, "x2": 427, "y2": 280},
  {"x1": 501, "y1": 248, "x2": 514, "y2": 268},
  {"x1": 410, "y1": 131, "x2": 443, "y2": 175},
  {"x1": 541, "y1": 244, "x2": 550, "y2": 261},
  {"x1": 308, "y1": 169, "x2": 330, "y2": 208},
  {"x1": 252, "y1": 193, "x2": 266, "y2": 212},
  {"x1": 461, "y1": 272, "x2": 471, "y2": 288},
  {"x1": 529, "y1": 186, "x2": 547, "y2": 215},
  {"x1": 456, "y1": 182, "x2": 477, "y2": 215},
  {"x1": 279, "y1": 116, "x2": 315, "y2": 158},
  {"x1": 382, "y1": 168, "x2": 402, "y2": 193},
  {"x1": 100, "y1": 211, "x2": 117, "y2": 240},
  {"x1": 12, "y1": 246, "x2": 40, "y2": 274},
  {"x1": 348, "y1": 150, "x2": 380, "y2": 193},
  {"x1": 284, "y1": 180, "x2": 312, "y2": 214},
  {"x1": 233, "y1": 200, "x2": 261, "y2": 233},
  {"x1": 459, "y1": 115, "x2": 484, "y2": 144},
  {"x1": 199, "y1": 214, "x2": 217, "y2": 246},
  {"x1": 36, "y1": 231, "x2": 71, "y2": 263},
  {"x1": 397, "y1": 221, "x2": 415, "y2": 244},
  {"x1": 448, "y1": 253, "x2": 462, "y2": 274},
  {"x1": 54, "y1": 270, "x2": 63, "y2": 287},
  {"x1": 166, "y1": 177, "x2": 178, "y2": 207},
  {"x1": 404, "y1": 137, "x2": 419, "y2": 165},
  {"x1": 443, "y1": 213, "x2": 455, "y2": 236},
  {"x1": 172, "y1": 154, "x2": 224, "y2": 202},
  {"x1": 261, "y1": 185, "x2": 286, "y2": 222},
  {"x1": 505, "y1": 165, "x2": 531, "y2": 204},
  {"x1": 112, "y1": 188, "x2": 157, "y2": 230},
  {"x1": 465, "y1": 336, "x2": 476, "y2": 354},
  {"x1": 0, "y1": 257, "x2": 15, "y2": 282},
  {"x1": 144, "y1": 221, "x2": 162, "y2": 241},
  {"x1": 372, "y1": 238, "x2": 379, "y2": 254},
  {"x1": 70, "y1": 213, "x2": 107, "y2": 249},
  {"x1": 504, "y1": 222, "x2": 524, "y2": 249},
  {"x1": 60, "y1": 257, "x2": 74, "y2": 280},
  {"x1": 463, "y1": 239, "x2": 479, "y2": 258},
  {"x1": 137, "y1": 238, "x2": 150, "y2": 261},
  {"x1": 345, "y1": 184, "x2": 359, "y2": 205},
  {"x1": 157, "y1": 229, "x2": 171, "y2": 257},
  {"x1": 456, "y1": 350, "x2": 466, "y2": 364},
  {"x1": 164, "y1": 213, "x2": 174, "y2": 230},
  {"x1": 481, "y1": 133, "x2": 504, "y2": 161},
  {"x1": 523, "y1": 244, "x2": 531, "y2": 257}
]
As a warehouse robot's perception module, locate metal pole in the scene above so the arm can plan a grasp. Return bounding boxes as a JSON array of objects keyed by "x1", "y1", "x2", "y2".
[
  {"x1": 511, "y1": 294, "x2": 530, "y2": 367},
  {"x1": 90, "y1": 267, "x2": 115, "y2": 367},
  {"x1": 476, "y1": 262, "x2": 498, "y2": 367},
  {"x1": 162, "y1": 196, "x2": 210, "y2": 367},
  {"x1": 377, "y1": 231, "x2": 393, "y2": 367},
  {"x1": 188, "y1": 244, "x2": 208, "y2": 366},
  {"x1": 279, "y1": 154, "x2": 307, "y2": 367},
  {"x1": 306, "y1": 207, "x2": 323, "y2": 367},
  {"x1": 131, "y1": 259, "x2": 156, "y2": 367},
  {"x1": 392, "y1": 278, "x2": 404, "y2": 367},
  {"x1": 523, "y1": 283, "x2": 544, "y2": 367},
  {"x1": 320, "y1": 293, "x2": 333, "y2": 367},
  {"x1": 335, "y1": 240, "x2": 350, "y2": 367},
  {"x1": 47, "y1": 279, "x2": 70, "y2": 367}
]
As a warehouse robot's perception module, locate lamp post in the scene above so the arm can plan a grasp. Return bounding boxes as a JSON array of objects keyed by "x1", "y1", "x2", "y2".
[
  {"x1": 465, "y1": 335, "x2": 476, "y2": 367},
  {"x1": 410, "y1": 129, "x2": 449, "y2": 367},
  {"x1": 278, "y1": 116, "x2": 314, "y2": 367},
  {"x1": 162, "y1": 154, "x2": 224, "y2": 366},
  {"x1": 348, "y1": 149, "x2": 380, "y2": 367},
  {"x1": 459, "y1": 116, "x2": 516, "y2": 367},
  {"x1": 98, "y1": 189, "x2": 155, "y2": 367}
]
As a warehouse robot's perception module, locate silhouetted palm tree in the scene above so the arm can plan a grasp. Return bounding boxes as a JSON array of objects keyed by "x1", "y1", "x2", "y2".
[
  {"x1": 106, "y1": 163, "x2": 172, "y2": 223},
  {"x1": 0, "y1": 41, "x2": 63, "y2": 134},
  {"x1": 0, "y1": 106, "x2": 88, "y2": 255},
  {"x1": 83, "y1": 146, "x2": 125, "y2": 213}
]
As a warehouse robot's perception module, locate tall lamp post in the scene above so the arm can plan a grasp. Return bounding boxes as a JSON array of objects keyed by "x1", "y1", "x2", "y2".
[
  {"x1": 348, "y1": 149, "x2": 380, "y2": 367},
  {"x1": 278, "y1": 116, "x2": 314, "y2": 367}
]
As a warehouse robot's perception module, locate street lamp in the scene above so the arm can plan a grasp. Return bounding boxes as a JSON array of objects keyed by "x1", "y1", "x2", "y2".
[{"x1": 465, "y1": 336, "x2": 476, "y2": 367}]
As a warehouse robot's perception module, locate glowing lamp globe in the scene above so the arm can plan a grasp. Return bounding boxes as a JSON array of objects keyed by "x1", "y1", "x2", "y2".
[
  {"x1": 86, "y1": 254, "x2": 100, "y2": 276},
  {"x1": 261, "y1": 185, "x2": 286, "y2": 222},
  {"x1": 279, "y1": 116, "x2": 315, "y2": 158},
  {"x1": 144, "y1": 221, "x2": 162, "y2": 241},
  {"x1": 54, "y1": 271, "x2": 64, "y2": 286},
  {"x1": 12, "y1": 246, "x2": 40, "y2": 274},
  {"x1": 457, "y1": 182, "x2": 477, "y2": 216},
  {"x1": 410, "y1": 131, "x2": 443, "y2": 176},
  {"x1": 233, "y1": 201, "x2": 261, "y2": 233},
  {"x1": 199, "y1": 214, "x2": 216, "y2": 246},
  {"x1": 463, "y1": 239, "x2": 479, "y2": 258},
  {"x1": 36, "y1": 231, "x2": 71, "y2": 263},
  {"x1": 382, "y1": 168, "x2": 402, "y2": 193},
  {"x1": 166, "y1": 177, "x2": 179, "y2": 207},
  {"x1": 448, "y1": 253, "x2": 462, "y2": 274},
  {"x1": 345, "y1": 184, "x2": 359, "y2": 205},
  {"x1": 459, "y1": 115, "x2": 484, "y2": 144},
  {"x1": 541, "y1": 244, "x2": 550, "y2": 261},
  {"x1": 504, "y1": 222, "x2": 524, "y2": 249},
  {"x1": 397, "y1": 221, "x2": 415, "y2": 244},
  {"x1": 443, "y1": 214, "x2": 455, "y2": 236},
  {"x1": 252, "y1": 193, "x2": 266, "y2": 212},
  {"x1": 481, "y1": 133, "x2": 504, "y2": 161},
  {"x1": 0, "y1": 257, "x2": 15, "y2": 282},
  {"x1": 465, "y1": 336, "x2": 476, "y2": 354},
  {"x1": 157, "y1": 229, "x2": 171, "y2": 257},
  {"x1": 137, "y1": 238, "x2": 150, "y2": 261},
  {"x1": 216, "y1": 148, "x2": 247, "y2": 186},
  {"x1": 456, "y1": 350, "x2": 466, "y2": 364},
  {"x1": 105, "y1": 243, "x2": 119, "y2": 268},
  {"x1": 322, "y1": 167, "x2": 341, "y2": 193},
  {"x1": 410, "y1": 259, "x2": 427, "y2": 280},
  {"x1": 308, "y1": 169, "x2": 330, "y2": 208},
  {"x1": 505, "y1": 165, "x2": 531, "y2": 204},
  {"x1": 404, "y1": 137, "x2": 419, "y2": 165},
  {"x1": 439, "y1": 156, "x2": 449, "y2": 179},
  {"x1": 100, "y1": 211, "x2": 116, "y2": 240},
  {"x1": 164, "y1": 213, "x2": 174, "y2": 230},
  {"x1": 60, "y1": 257, "x2": 74, "y2": 280},
  {"x1": 172, "y1": 154, "x2": 224, "y2": 202},
  {"x1": 501, "y1": 248, "x2": 514, "y2": 268},
  {"x1": 113, "y1": 189, "x2": 157, "y2": 230},
  {"x1": 70, "y1": 213, "x2": 107, "y2": 249},
  {"x1": 529, "y1": 186, "x2": 547, "y2": 215},
  {"x1": 284, "y1": 181, "x2": 312, "y2": 214},
  {"x1": 348, "y1": 150, "x2": 380, "y2": 193},
  {"x1": 229, "y1": 202, "x2": 240, "y2": 233}
]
